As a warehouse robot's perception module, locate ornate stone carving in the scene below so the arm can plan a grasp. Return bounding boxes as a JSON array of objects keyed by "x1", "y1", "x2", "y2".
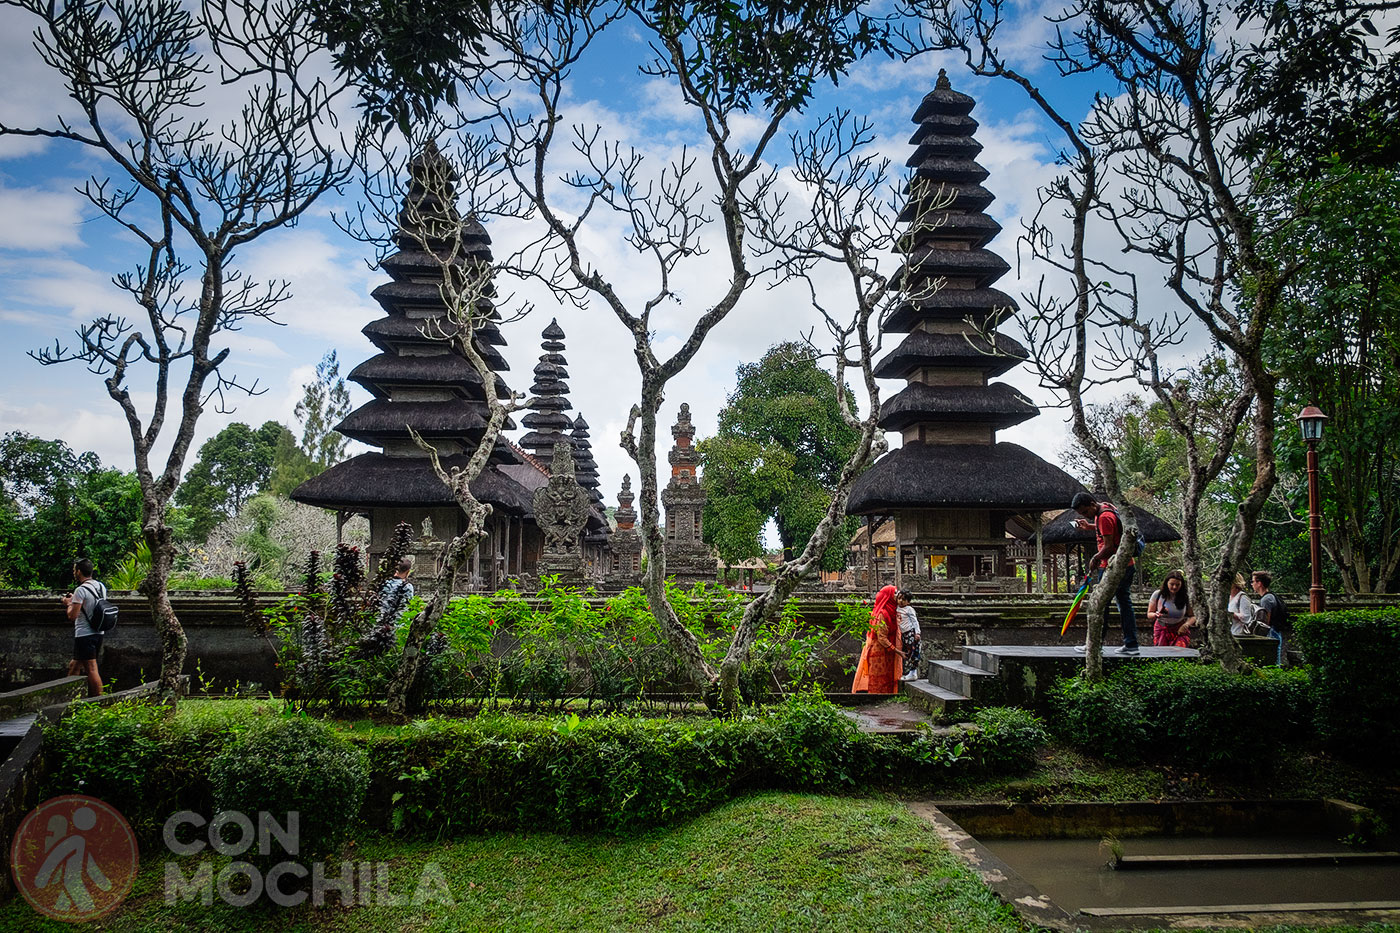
[{"x1": 533, "y1": 442, "x2": 591, "y2": 582}]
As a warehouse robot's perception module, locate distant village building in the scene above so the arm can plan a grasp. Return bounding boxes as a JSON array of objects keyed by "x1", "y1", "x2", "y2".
[
  {"x1": 660, "y1": 403, "x2": 714, "y2": 585},
  {"x1": 846, "y1": 71, "x2": 1083, "y2": 588},
  {"x1": 291, "y1": 147, "x2": 547, "y2": 588}
]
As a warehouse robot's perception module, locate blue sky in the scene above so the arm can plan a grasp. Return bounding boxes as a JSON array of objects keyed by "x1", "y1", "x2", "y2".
[{"x1": 0, "y1": 3, "x2": 1171, "y2": 508}]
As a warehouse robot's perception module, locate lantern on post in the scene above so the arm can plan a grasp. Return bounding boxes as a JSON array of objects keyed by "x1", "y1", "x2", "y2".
[{"x1": 1296, "y1": 406, "x2": 1328, "y2": 613}]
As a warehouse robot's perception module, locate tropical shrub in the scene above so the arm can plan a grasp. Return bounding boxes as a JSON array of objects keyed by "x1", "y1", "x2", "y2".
[
  {"x1": 1293, "y1": 608, "x2": 1400, "y2": 763},
  {"x1": 210, "y1": 716, "x2": 369, "y2": 859},
  {"x1": 1048, "y1": 663, "x2": 1312, "y2": 769}
]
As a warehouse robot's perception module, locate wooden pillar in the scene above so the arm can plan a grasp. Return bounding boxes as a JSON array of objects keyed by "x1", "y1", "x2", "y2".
[
  {"x1": 1034, "y1": 515, "x2": 1046, "y2": 594},
  {"x1": 515, "y1": 516, "x2": 524, "y2": 576}
]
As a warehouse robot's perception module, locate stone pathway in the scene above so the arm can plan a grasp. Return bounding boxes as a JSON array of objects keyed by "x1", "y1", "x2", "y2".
[{"x1": 839, "y1": 699, "x2": 946, "y2": 735}]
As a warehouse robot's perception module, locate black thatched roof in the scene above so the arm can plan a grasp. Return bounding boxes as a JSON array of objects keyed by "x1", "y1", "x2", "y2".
[
  {"x1": 1037, "y1": 496, "x2": 1182, "y2": 546},
  {"x1": 336, "y1": 399, "x2": 502, "y2": 444},
  {"x1": 292, "y1": 453, "x2": 535, "y2": 514},
  {"x1": 913, "y1": 80, "x2": 975, "y2": 119},
  {"x1": 911, "y1": 110, "x2": 978, "y2": 139},
  {"x1": 542, "y1": 318, "x2": 566, "y2": 340},
  {"x1": 847, "y1": 442, "x2": 1085, "y2": 514},
  {"x1": 348, "y1": 353, "x2": 510, "y2": 399},
  {"x1": 874, "y1": 331, "x2": 1027, "y2": 380},
  {"x1": 907, "y1": 155, "x2": 989, "y2": 183},
  {"x1": 360, "y1": 317, "x2": 510, "y2": 370},
  {"x1": 895, "y1": 246, "x2": 1010, "y2": 288},
  {"x1": 884, "y1": 287, "x2": 1018, "y2": 332},
  {"x1": 906, "y1": 132, "x2": 981, "y2": 159},
  {"x1": 898, "y1": 181, "x2": 995, "y2": 218},
  {"x1": 895, "y1": 212, "x2": 1002, "y2": 250},
  {"x1": 877, "y1": 382, "x2": 1038, "y2": 431}
]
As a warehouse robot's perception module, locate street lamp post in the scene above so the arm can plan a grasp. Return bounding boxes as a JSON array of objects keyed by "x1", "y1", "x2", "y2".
[{"x1": 1297, "y1": 406, "x2": 1329, "y2": 614}]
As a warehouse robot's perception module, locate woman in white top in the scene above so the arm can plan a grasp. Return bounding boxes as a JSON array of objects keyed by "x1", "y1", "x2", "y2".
[
  {"x1": 1147, "y1": 570, "x2": 1195, "y2": 648},
  {"x1": 1228, "y1": 572, "x2": 1253, "y2": 636}
]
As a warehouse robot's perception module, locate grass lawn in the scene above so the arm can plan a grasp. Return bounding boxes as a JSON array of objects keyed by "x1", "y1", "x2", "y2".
[
  {"x1": 1, "y1": 792, "x2": 1026, "y2": 933},
  {"x1": 6, "y1": 793, "x2": 1397, "y2": 933}
]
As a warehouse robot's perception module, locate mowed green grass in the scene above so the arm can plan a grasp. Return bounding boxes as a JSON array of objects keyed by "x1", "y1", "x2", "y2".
[{"x1": 0, "y1": 792, "x2": 1023, "y2": 933}]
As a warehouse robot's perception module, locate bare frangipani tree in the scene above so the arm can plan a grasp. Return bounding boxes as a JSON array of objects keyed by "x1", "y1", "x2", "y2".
[
  {"x1": 2, "y1": 0, "x2": 354, "y2": 697},
  {"x1": 426, "y1": 5, "x2": 895, "y2": 706},
  {"x1": 916, "y1": 0, "x2": 1308, "y2": 671}
]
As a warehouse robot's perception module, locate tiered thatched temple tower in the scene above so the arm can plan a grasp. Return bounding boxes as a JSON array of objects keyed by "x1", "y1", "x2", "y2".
[
  {"x1": 846, "y1": 71, "x2": 1082, "y2": 586},
  {"x1": 292, "y1": 149, "x2": 546, "y2": 586},
  {"x1": 519, "y1": 320, "x2": 572, "y2": 462}
]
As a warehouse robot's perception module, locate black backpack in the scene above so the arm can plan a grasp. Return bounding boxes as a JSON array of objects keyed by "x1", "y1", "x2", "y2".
[{"x1": 79, "y1": 581, "x2": 119, "y2": 633}]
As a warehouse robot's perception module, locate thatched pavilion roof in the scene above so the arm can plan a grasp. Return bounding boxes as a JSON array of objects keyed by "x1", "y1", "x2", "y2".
[
  {"x1": 847, "y1": 442, "x2": 1085, "y2": 515},
  {"x1": 1036, "y1": 496, "x2": 1182, "y2": 546},
  {"x1": 294, "y1": 454, "x2": 536, "y2": 515}
]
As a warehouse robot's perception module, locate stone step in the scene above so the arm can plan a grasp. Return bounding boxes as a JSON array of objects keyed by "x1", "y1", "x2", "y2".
[
  {"x1": 899, "y1": 678, "x2": 970, "y2": 716},
  {"x1": 961, "y1": 646, "x2": 1003, "y2": 673},
  {"x1": 928, "y1": 659, "x2": 996, "y2": 698},
  {"x1": 0, "y1": 711, "x2": 37, "y2": 761}
]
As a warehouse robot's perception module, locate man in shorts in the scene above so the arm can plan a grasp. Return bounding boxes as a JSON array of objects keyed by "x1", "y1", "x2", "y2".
[
  {"x1": 1070, "y1": 492, "x2": 1141, "y2": 655},
  {"x1": 60, "y1": 558, "x2": 105, "y2": 696}
]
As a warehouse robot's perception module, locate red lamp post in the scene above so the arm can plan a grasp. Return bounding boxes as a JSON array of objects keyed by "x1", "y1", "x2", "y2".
[{"x1": 1297, "y1": 405, "x2": 1328, "y2": 613}]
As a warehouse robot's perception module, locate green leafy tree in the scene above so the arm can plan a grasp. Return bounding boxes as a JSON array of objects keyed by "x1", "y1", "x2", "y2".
[
  {"x1": 3, "y1": 0, "x2": 354, "y2": 698},
  {"x1": 701, "y1": 343, "x2": 861, "y2": 571},
  {"x1": 295, "y1": 351, "x2": 352, "y2": 469},
  {"x1": 0, "y1": 433, "x2": 142, "y2": 588},
  {"x1": 1265, "y1": 161, "x2": 1400, "y2": 593},
  {"x1": 174, "y1": 421, "x2": 284, "y2": 541},
  {"x1": 268, "y1": 425, "x2": 320, "y2": 497}
]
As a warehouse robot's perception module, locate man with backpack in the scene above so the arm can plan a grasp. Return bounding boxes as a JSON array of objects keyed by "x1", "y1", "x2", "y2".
[
  {"x1": 1070, "y1": 492, "x2": 1141, "y2": 656},
  {"x1": 60, "y1": 558, "x2": 107, "y2": 696},
  {"x1": 1251, "y1": 570, "x2": 1289, "y2": 667}
]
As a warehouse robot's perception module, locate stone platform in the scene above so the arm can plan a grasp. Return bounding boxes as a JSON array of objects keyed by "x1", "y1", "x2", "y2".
[{"x1": 903, "y1": 644, "x2": 1200, "y2": 716}]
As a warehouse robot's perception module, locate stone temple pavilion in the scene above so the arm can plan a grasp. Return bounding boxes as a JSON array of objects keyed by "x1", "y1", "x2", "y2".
[{"x1": 846, "y1": 71, "x2": 1084, "y2": 588}]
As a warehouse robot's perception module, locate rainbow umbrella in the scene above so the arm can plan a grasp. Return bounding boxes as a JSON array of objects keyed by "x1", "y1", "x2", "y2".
[{"x1": 1060, "y1": 576, "x2": 1092, "y2": 636}]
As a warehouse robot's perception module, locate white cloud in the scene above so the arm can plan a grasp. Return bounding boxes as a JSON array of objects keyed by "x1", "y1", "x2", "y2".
[{"x1": 0, "y1": 184, "x2": 85, "y2": 251}]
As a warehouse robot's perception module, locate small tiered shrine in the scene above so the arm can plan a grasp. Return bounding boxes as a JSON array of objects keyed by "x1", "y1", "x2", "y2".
[
  {"x1": 846, "y1": 71, "x2": 1083, "y2": 587},
  {"x1": 292, "y1": 148, "x2": 545, "y2": 587},
  {"x1": 605, "y1": 474, "x2": 643, "y2": 586},
  {"x1": 514, "y1": 319, "x2": 609, "y2": 577},
  {"x1": 660, "y1": 403, "x2": 714, "y2": 585}
]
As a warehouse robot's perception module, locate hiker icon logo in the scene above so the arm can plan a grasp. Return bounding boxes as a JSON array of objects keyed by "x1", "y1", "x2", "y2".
[{"x1": 10, "y1": 795, "x2": 138, "y2": 921}]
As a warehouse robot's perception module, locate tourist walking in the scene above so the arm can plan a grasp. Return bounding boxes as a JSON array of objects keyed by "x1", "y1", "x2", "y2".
[
  {"x1": 896, "y1": 588, "x2": 921, "y2": 681},
  {"x1": 1228, "y1": 573, "x2": 1254, "y2": 636},
  {"x1": 1069, "y1": 492, "x2": 1141, "y2": 655},
  {"x1": 60, "y1": 558, "x2": 105, "y2": 697},
  {"x1": 377, "y1": 558, "x2": 415, "y2": 626},
  {"x1": 1147, "y1": 570, "x2": 1195, "y2": 648},
  {"x1": 852, "y1": 585, "x2": 902, "y2": 694},
  {"x1": 1251, "y1": 570, "x2": 1289, "y2": 666}
]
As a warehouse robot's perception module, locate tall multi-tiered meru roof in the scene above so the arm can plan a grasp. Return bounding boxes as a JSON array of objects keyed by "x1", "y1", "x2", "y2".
[
  {"x1": 292, "y1": 147, "x2": 543, "y2": 526},
  {"x1": 847, "y1": 71, "x2": 1081, "y2": 575},
  {"x1": 519, "y1": 319, "x2": 572, "y2": 462}
]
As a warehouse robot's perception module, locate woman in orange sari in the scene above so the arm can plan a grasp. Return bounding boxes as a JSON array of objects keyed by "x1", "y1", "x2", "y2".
[{"x1": 852, "y1": 585, "x2": 903, "y2": 694}]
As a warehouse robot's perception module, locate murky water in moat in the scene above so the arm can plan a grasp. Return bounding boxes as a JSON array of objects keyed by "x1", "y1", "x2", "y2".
[{"x1": 984, "y1": 835, "x2": 1400, "y2": 913}]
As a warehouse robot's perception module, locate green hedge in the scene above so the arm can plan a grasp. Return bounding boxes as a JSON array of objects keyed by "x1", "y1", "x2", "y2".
[
  {"x1": 41, "y1": 699, "x2": 1045, "y2": 841},
  {"x1": 1293, "y1": 608, "x2": 1400, "y2": 763},
  {"x1": 1047, "y1": 663, "x2": 1312, "y2": 770}
]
